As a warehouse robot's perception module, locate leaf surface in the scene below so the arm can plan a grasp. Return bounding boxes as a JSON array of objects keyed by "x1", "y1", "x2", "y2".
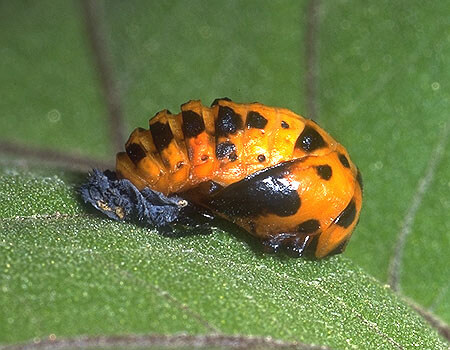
[
  {"x1": 0, "y1": 0, "x2": 449, "y2": 348},
  {"x1": 0, "y1": 167, "x2": 447, "y2": 349}
]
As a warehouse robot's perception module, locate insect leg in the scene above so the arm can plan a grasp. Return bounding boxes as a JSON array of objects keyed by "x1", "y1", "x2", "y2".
[{"x1": 261, "y1": 233, "x2": 315, "y2": 257}]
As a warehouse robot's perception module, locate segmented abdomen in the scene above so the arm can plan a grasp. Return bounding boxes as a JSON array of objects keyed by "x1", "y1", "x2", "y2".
[{"x1": 116, "y1": 98, "x2": 351, "y2": 195}]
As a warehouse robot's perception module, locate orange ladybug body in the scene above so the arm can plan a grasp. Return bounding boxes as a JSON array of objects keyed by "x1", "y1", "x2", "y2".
[{"x1": 115, "y1": 98, "x2": 363, "y2": 259}]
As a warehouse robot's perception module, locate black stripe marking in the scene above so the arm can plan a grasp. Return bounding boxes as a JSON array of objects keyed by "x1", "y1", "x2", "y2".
[
  {"x1": 246, "y1": 111, "x2": 268, "y2": 129},
  {"x1": 334, "y1": 200, "x2": 356, "y2": 228},
  {"x1": 295, "y1": 125, "x2": 326, "y2": 152},
  {"x1": 303, "y1": 235, "x2": 319, "y2": 259},
  {"x1": 198, "y1": 161, "x2": 301, "y2": 218},
  {"x1": 207, "y1": 181, "x2": 224, "y2": 195},
  {"x1": 150, "y1": 121, "x2": 174, "y2": 152},
  {"x1": 328, "y1": 239, "x2": 349, "y2": 256},
  {"x1": 211, "y1": 97, "x2": 232, "y2": 106},
  {"x1": 126, "y1": 143, "x2": 146, "y2": 164},
  {"x1": 216, "y1": 141, "x2": 236, "y2": 160},
  {"x1": 182, "y1": 110, "x2": 205, "y2": 138},
  {"x1": 297, "y1": 219, "x2": 321, "y2": 233},
  {"x1": 216, "y1": 106, "x2": 243, "y2": 137},
  {"x1": 338, "y1": 153, "x2": 350, "y2": 168},
  {"x1": 356, "y1": 168, "x2": 363, "y2": 192}
]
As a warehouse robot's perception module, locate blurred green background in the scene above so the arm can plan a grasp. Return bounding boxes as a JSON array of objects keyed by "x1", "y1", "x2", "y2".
[{"x1": 0, "y1": 0, "x2": 449, "y2": 348}]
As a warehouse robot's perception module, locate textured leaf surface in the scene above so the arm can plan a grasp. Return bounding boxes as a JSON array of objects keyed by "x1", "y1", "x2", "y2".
[
  {"x1": 0, "y1": 0, "x2": 449, "y2": 348},
  {"x1": 105, "y1": 0, "x2": 305, "y2": 133},
  {"x1": 318, "y1": 0, "x2": 450, "y2": 320},
  {"x1": 103, "y1": 0, "x2": 450, "y2": 325},
  {"x1": 0, "y1": 1, "x2": 111, "y2": 158},
  {"x1": 0, "y1": 167, "x2": 447, "y2": 349}
]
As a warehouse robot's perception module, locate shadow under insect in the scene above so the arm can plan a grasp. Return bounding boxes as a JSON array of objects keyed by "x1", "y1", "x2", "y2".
[
  {"x1": 78, "y1": 168, "x2": 276, "y2": 257},
  {"x1": 80, "y1": 169, "x2": 321, "y2": 259}
]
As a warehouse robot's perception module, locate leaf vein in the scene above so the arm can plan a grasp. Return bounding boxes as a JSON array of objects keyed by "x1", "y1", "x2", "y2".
[{"x1": 388, "y1": 123, "x2": 449, "y2": 291}]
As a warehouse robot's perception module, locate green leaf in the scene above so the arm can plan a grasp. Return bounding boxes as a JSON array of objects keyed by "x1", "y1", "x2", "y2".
[
  {"x1": 0, "y1": 0, "x2": 110, "y2": 158},
  {"x1": 104, "y1": 0, "x2": 450, "y2": 327},
  {"x1": 0, "y1": 167, "x2": 447, "y2": 349},
  {"x1": 105, "y1": 0, "x2": 305, "y2": 129},
  {"x1": 0, "y1": 0, "x2": 449, "y2": 348},
  {"x1": 317, "y1": 0, "x2": 450, "y2": 321}
]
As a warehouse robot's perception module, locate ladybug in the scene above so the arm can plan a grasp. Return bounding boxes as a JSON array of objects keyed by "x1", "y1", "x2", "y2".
[{"x1": 81, "y1": 98, "x2": 363, "y2": 259}]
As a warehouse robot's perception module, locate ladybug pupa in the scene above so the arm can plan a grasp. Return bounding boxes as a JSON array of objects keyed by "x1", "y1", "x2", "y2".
[{"x1": 81, "y1": 98, "x2": 363, "y2": 259}]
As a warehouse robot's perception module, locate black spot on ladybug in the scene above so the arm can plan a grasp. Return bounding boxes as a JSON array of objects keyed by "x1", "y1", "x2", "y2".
[
  {"x1": 182, "y1": 110, "x2": 205, "y2": 138},
  {"x1": 149, "y1": 121, "x2": 174, "y2": 152},
  {"x1": 126, "y1": 143, "x2": 146, "y2": 164},
  {"x1": 201, "y1": 155, "x2": 209, "y2": 161},
  {"x1": 216, "y1": 106, "x2": 243, "y2": 136},
  {"x1": 281, "y1": 121, "x2": 289, "y2": 129},
  {"x1": 334, "y1": 199, "x2": 356, "y2": 228},
  {"x1": 315, "y1": 165, "x2": 332, "y2": 180},
  {"x1": 229, "y1": 152, "x2": 238, "y2": 162},
  {"x1": 328, "y1": 239, "x2": 349, "y2": 256},
  {"x1": 246, "y1": 111, "x2": 268, "y2": 129},
  {"x1": 338, "y1": 153, "x2": 350, "y2": 168},
  {"x1": 297, "y1": 219, "x2": 321, "y2": 233},
  {"x1": 211, "y1": 97, "x2": 232, "y2": 106},
  {"x1": 176, "y1": 161, "x2": 184, "y2": 169},
  {"x1": 216, "y1": 141, "x2": 236, "y2": 160},
  {"x1": 356, "y1": 168, "x2": 363, "y2": 192},
  {"x1": 257, "y1": 154, "x2": 266, "y2": 162},
  {"x1": 295, "y1": 125, "x2": 326, "y2": 152},
  {"x1": 197, "y1": 160, "x2": 301, "y2": 218}
]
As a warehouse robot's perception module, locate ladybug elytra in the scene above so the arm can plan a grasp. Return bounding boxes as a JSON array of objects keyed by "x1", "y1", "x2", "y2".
[{"x1": 82, "y1": 98, "x2": 362, "y2": 259}]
